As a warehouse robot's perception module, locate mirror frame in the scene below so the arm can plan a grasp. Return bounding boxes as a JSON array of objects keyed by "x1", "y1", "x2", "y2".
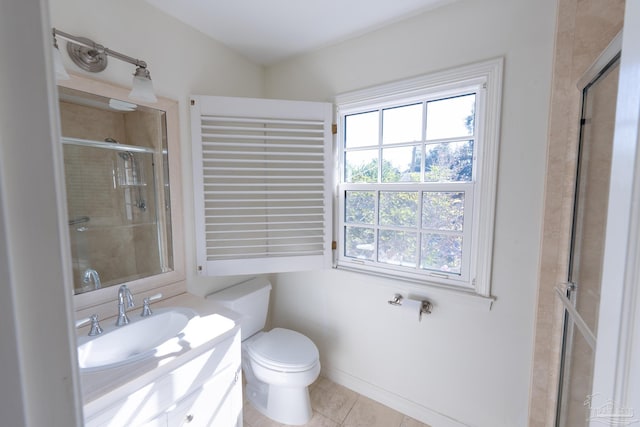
[{"x1": 58, "y1": 73, "x2": 185, "y2": 315}]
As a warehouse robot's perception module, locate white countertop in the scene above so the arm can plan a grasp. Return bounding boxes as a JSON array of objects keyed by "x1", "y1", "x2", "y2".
[{"x1": 78, "y1": 292, "x2": 241, "y2": 418}]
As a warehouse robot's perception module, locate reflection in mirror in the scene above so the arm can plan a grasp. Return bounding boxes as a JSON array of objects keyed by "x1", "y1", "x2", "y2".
[{"x1": 59, "y1": 87, "x2": 173, "y2": 294}]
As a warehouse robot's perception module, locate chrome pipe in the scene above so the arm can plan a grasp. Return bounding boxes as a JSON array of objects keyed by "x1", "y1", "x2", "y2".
[{"x1": 53, "y1": 28, "x2": 148, "y2": 69}]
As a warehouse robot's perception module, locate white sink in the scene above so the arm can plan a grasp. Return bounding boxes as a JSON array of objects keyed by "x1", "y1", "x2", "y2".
[{"x1": 77, "y1": 307, "x2": 197, "y2": 371}]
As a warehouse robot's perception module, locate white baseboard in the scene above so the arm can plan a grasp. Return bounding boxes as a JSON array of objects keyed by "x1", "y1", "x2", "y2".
[{"x1": 321, "y1": 366, "x2": 470, "y2": 427}]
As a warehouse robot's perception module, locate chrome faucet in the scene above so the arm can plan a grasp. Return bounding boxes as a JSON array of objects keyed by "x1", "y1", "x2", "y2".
[
  {"x1": 116, "y1": 285, "x2": 135, "y2": 326},
  {"x1": 82, "y1": 268, "x2": 101, "y2": 290}
]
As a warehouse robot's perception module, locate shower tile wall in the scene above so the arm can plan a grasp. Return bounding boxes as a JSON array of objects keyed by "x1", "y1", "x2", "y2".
[{"x1": 60, "y1": 101, "x2": 164, "y2": 290}]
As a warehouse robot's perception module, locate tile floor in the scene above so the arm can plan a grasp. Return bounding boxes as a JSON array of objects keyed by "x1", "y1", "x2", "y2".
[{"x1": 243, "y1": 377, "x2": 431, "y2": 427}]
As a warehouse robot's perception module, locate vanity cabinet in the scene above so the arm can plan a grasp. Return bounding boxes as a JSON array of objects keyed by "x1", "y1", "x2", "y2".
[
  {"x1": 165, "y1": 364, "x2": 242, "y2": 426},
  {"x1": 84, "y1": 326, "x2": 242, "y2": 427}
]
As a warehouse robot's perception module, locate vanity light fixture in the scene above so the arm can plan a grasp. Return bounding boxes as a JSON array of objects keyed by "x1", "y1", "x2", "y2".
[{"x1": 52, "y1": 28, "x2": 157, "y2": 103}]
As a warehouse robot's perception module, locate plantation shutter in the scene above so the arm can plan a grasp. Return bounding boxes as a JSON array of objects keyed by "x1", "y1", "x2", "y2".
[{"x1": 190, "y1": 95, "x2": 333, "y2": 276}]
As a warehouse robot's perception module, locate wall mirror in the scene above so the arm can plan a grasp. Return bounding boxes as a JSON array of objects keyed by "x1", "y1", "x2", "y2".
[{"x1": 58, "y1": 75, "x2": 184, "y2": 312}]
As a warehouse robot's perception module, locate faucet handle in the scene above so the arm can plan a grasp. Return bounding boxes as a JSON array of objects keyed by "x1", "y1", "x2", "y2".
[
  {"x1": 75, "y1": 317, "x2": 91, "y2": 328},
  {"x1": 75, "y1": 314, "x2": 103, "y2": 336},
  {"x1": 141, "y1": 293, "x2": 162, "y2": 317}
]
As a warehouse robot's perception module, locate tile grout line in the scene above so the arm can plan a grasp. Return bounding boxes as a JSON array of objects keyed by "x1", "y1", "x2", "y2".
[{"x1": 338, "y1": 392, "x2": 360, "y2": 427}]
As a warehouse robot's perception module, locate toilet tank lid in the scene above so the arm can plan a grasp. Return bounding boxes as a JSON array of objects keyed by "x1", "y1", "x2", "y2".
[{"x1": 207, "y1": 277, "x2": 272, "y2": 303}]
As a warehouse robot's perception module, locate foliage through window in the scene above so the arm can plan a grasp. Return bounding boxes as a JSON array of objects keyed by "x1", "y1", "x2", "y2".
[{"x1": 336, "y1": 59, "x2": 502, "y2": 294}]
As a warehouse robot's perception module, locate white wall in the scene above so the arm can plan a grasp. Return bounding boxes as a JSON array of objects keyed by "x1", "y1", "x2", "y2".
[
  {"x1": 49, "y1": 0, "x2": 265, "y2": 295},
  {"x1": 0, "y1": 0, "x2": 81, "y2": 425},
  {"x1": 265, "y1": 0, "x2": 557, "y2": 426}
]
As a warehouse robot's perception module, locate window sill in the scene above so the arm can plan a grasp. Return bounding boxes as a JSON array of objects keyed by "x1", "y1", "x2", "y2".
[{"x1": 335, "y1": 264, "x2": 496, "y2": 311}]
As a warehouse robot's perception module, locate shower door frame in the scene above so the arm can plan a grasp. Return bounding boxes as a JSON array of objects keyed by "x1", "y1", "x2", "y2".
[{"x1": 590, "y1": 3, "x2": 640, "y2": 423}]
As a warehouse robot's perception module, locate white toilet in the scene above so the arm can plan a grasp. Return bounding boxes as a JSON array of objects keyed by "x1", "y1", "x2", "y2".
[{"x1": 207, "y1": 277, "x2": 320, "y2": 425}]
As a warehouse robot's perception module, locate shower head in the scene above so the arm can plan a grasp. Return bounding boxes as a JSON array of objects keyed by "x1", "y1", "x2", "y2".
[{"x1": 105, "y1": 138, "x2": 135, "y2": 160}]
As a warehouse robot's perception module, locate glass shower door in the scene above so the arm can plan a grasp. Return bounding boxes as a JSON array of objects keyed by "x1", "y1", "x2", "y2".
[
  {"x1": 63, "y1": 138, "x2": 164, "y2": 293},
  {"x1": 556, "y1": 48, "x2": 620, "y2": 426}
]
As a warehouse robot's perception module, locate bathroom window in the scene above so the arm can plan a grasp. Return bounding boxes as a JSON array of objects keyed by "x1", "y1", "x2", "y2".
[{"x1": 336, "y1": 59, "x2": 503, "y2": 295}]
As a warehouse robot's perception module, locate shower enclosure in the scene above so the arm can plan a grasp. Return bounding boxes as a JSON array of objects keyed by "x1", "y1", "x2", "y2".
[
  {"x1": 555, "y1": 37, "x2": 621, "y2": 426},
  {"x1": 59, "y1": 87, "x2": 173, "y2": 294}
]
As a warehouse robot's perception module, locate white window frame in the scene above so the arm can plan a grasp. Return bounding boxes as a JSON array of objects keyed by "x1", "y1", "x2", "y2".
[{"x1": 335, "y1": 58, "x2": 503, "y2": 296}]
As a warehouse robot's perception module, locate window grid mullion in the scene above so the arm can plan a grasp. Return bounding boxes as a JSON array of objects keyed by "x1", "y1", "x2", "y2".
[
  {"x1": 376, "y1": 108, "x2": 382, "y2": 263},
  {"x1": 417, "y1": 101, "x2": 427, "y2": 269},
  {"x1": 416, "y1": 190, "x2": 424, "y2": 272},
  {"x1": 421, "y1": 101, "x2": 427, "y2": 182},
  {"x1": 374, "y1": 189, "x2": 380, "y2": 263},
  {"x1": 377, "y1": 109, "x2": 383, "y2": 183}
]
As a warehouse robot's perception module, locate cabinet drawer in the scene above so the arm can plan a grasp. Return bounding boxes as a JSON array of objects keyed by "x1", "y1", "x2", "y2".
[{"x1": 167, "y1": 365, "x2": 242, "y2": 427}]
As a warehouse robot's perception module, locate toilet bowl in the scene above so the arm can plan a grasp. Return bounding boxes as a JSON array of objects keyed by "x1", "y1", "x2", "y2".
[
  {"x1": 243, "y1": 328, "x2": 321, "y2": 425},
  {"x1": 207, "y1": 278, "x2": 321, "y2": 426}
]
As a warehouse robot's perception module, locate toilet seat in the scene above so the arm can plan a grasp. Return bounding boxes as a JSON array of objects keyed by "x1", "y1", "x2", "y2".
[{"x1": 247, "y1": 328, "x2": 319, "y2": 372}]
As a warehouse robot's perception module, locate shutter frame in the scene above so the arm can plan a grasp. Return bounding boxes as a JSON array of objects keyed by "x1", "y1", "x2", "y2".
[{"x1": 191, "y1": 95, "x2": 333, "y2": 276}]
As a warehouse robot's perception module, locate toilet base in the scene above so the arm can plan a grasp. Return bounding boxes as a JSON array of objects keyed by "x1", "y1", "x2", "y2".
[{"x1": 246, "y1": 380, "x2": 313, "y2": 425}]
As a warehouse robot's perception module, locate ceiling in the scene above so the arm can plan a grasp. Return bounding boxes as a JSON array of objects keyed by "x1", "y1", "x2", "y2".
[{"x1": 145, "y1": 0, "x2": 455, "y2": 65}]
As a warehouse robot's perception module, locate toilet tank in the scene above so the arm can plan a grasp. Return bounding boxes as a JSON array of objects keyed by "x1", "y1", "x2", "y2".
[{"x1": 207, "y1": 277, "x2": 272, "y2": 340}]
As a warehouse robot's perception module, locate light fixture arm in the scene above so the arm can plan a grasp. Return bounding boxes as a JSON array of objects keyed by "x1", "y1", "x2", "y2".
[
  {"x1": 52, "y1": 28, "x2": 158, "y2": 103},
  {"x1": 52, "y1": 28, "x2": 148, "y2": 69}
]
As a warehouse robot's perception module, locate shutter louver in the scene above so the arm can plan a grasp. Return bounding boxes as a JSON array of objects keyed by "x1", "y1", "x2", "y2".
[{"x1": 191, "y1": 96, "x2": 333, "y2": 276}]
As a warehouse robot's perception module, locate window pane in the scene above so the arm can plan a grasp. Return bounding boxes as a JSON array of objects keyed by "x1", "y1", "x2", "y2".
[
  {"x1": 345, "y1": 226, "x2": 375, "y2": 260},
  {"x1": 345, "y1": 111, "x2": 379, "y2": 148},
  {"x1": 426, "y1": 94, "x2": 475, "y2": 140},
  {"x1": 424, "y1": 140, "x2": 473, "y2": 182},
  {"x1": 420, "y1": 233, "x2": 462, "y2": 274},
  {"x1": 345, "y1": 191, "x2": 375, "y2": 224},
  {"x1": 382, "y1": 103, "x2": 423, "y2": 144},
  {"x1": 379, "y1": 191, "x2": 418, "y2": 227},
  {"x1": 422, "y1": 192, "x2": 465, "y2": 231},
  {"x1": 345, "y1": 149, "x2": 378, "y2": 183},
  {"x1": 378, "y1": 230, "x2": 417, "y2": 267},
  {"x1": 381, "y1": 146, "x2": 421, "y2": 182}
]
